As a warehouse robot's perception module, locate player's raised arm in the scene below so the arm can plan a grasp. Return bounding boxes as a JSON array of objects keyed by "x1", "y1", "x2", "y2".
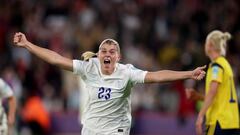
[
  {"x1": 13, "y1": 32, "x2": 73, "y2": 71},
  {"x1": 144, "y1": 65, "x2": 206, "y2": 83}
]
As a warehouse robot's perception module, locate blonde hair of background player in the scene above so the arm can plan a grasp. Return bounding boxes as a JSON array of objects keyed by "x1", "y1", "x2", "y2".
[{"x1": 206, "y1": 30, "x2": 231, "y2": 56}]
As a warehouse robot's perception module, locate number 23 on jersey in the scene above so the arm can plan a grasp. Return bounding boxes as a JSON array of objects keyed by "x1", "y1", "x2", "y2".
[{"x1": 98, "y1": 87, "x2": 112, "y2": 100}]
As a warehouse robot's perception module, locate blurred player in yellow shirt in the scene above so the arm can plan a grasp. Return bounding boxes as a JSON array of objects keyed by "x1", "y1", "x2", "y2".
[{"x1": 186, "y1": 30, "x2": 240, "y2": 135}]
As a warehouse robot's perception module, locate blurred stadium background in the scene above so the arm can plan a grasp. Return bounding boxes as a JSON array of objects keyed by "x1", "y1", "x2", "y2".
[{"x1": 0, "y1": 0, "x2": 240, "y2": 135}]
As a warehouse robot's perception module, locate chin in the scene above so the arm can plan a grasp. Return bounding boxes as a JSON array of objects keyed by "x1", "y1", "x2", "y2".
[{"x1": 103, "y1": 65, "x2": 111, "y2": 69}]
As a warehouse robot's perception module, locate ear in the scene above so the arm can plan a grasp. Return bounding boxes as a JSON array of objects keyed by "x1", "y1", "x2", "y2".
[
  {"x1": 209, "y1": 40, "x2": 215, "y2": 49},
  {"x1": 117, "y1": 54, "x2": 121, "y2": 62}
]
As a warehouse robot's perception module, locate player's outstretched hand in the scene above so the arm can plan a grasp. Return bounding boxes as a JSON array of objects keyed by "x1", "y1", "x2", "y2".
[
  {"x1": 191, "y1": 65, "x2": 206, "y2": 80},
  {"x1": 13, "y1": 32, "x2": 28, "y2": 47}
]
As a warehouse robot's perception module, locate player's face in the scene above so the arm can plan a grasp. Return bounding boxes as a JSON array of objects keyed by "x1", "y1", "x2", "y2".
[{"x1": 98, "y1": 43, "x2": 120, "y2": 74}]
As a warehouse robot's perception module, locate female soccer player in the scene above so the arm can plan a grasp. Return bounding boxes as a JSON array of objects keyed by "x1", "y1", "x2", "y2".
[
  {"x1": 0, "y1": 78, "x2": 16, "y2": 135},
  {"x1": 186, "y1": 30, "x2": 240, "y2": 135},
  {"x1": 13, "y1": 32, "x2": 205, "y2": 135}
]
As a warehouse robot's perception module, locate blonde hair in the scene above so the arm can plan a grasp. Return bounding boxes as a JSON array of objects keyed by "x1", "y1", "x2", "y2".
[
  {"x1": 99, "y1": 38, "x2": 120, "y2": 54},
  {"x1": 206, "y1": 30, "x2": 232, "y2": 56},
  {"x1": 81, "y1": 51, "x2": 97, "y2": 61},
  {"x1": 81, "y1": 39, "x2": 120, "y2": 61}
]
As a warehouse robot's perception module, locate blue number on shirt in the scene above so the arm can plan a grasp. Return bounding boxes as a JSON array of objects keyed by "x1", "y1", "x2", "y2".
[
  {"x1": 98, "y1": 87, "x2": 112, "y2": 100},
  {"x1": 98, "y1": 87, "x2": 105, "y2": 99},
  {"x1": 104, "y1": 88, "x2": 111, "y2": 100}
]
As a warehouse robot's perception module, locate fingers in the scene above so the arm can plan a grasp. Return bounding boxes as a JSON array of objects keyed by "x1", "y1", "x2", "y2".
[
  {"x1": 200, "y1": 71, "x2": 206, "y2": 78},
  {"x1": 196, "y1": 124, "x2": 203, "y2": 135},
  {"x1": 13, "y1": 32, "x2": 24, "y2": 44},
  {"x1": 196, "y1": 122, "x2": 201, "y2": 135},
  {"x1": 198, "y1": 65, "x2": 207, "y2": 70},
  {"x1": 197, "y1": 75, "x2": 204, "y2": 80},
  {"x1": 196, "y1": 70, "x2": 206, "y2": 80},
  {"x1": 13, "y1": 32, "x2": 21, "y2": 44}
]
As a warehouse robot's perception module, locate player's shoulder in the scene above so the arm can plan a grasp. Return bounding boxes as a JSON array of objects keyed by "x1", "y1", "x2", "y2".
[
  {"x1": 0, "y1": 78, "x2": 9, "y2": 91},
  {"x1": 216, "y1": 57, "x2": 226, "y2": 64},
  {"x1": 117, "y1": 63, "x2": 143, "y2": 75},
  {"x1": 117, "y1": 63, "x2": 135, "y2": 70},
  {"x1": 213, "y1": 57, "x2": 228, "y2": 69},
  {"x1": 79, "y1": 58, "x2": 99, "y2": 67},
  {"x1": 0, "y1": 78, "x2": 4, "y2": 85}
]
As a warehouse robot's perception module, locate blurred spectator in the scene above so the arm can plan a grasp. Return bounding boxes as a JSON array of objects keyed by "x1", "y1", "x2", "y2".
[{"x1": 21, "y1": 94, "x2": 50, "y2": 135}]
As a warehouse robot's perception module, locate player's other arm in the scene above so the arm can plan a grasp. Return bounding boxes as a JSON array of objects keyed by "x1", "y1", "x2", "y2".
[
  {"x1": 0, "y1": 79, "x2": 17, "y2": 127},
  {"x1": 7, "y1": 96, "x2": 16, "y2": 127},
  {"x1": 196, "y1": 81, "x2": 218, "y2": 135},
  {"x1": 185, "y1": 88, "x2": 205, "y2": 101},
  {"x1": 144, "y1": 66, "x2": 206, "y2": 83},
  {"x1": 13, "y1": 32, "x2": 73, "y2": 71}
]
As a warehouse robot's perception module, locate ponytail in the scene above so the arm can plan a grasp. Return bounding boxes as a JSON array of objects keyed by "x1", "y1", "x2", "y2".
[
  {"x1": 81, "y1": 51, "x2": 97, "y2": 61},
  {"x1": 220, "y1": 32, "x2": 231, "y2": 56}
]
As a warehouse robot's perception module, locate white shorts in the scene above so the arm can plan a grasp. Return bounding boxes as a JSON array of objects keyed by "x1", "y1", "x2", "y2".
[{"x1": 81, "y1": 126, "x2": 130, "y2": 135}]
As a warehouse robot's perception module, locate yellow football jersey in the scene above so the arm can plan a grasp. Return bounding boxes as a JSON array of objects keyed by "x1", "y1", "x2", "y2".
[{"x1": 205, "y1": 56, "x2": 239, "y2": 129}]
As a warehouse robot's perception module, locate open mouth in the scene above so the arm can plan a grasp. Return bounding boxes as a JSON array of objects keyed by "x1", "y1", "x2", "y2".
[{"x1": 104, "y1": 59, "x2": 111, "y2": 64}]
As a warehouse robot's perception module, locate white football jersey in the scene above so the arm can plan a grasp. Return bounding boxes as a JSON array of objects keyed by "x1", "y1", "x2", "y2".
[
  {"x1": 73, "y1": 58, "x2": 147, "y2": 133},
  {"x1": 0, "y1": 78, "x2": 13, "y2": 105},
  {"x1": 0, "y1": 78, "x2": 13, "y2": 134}
]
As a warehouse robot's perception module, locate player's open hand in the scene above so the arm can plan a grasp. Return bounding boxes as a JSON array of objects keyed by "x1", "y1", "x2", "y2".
[
  {"x1": 196, "y1": 115, "x2": 204, "y2": 135},
  {"x1": 13, "y1": 32, "x2": 28, "y2": 47},
  {"x1": 192, "y1": 65, "x2": 206, "y2": 80}
]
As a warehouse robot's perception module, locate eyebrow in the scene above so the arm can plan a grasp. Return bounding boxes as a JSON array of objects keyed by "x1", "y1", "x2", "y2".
[{"x1": 99, "y1": 48, "x2": 117, "y2": 51}]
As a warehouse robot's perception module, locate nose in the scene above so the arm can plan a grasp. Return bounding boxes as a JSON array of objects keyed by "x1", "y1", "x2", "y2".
[{"x1": 105, "y1": 51, "x2": 111, "y2": 56}]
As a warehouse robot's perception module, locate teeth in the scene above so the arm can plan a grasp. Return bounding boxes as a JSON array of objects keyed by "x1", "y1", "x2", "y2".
[{"x1": 104, "y1": 59, "x2": 110, "y2": 64}]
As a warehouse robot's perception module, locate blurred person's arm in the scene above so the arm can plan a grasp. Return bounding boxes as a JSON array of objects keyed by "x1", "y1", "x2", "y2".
[
  {"x1": 185, "y1": 88, "x2": 205, "y2": 101},
  {"x1": 13, "y1": 32, "x2": 73, "y2": 71},
  {"x1": 196, "y1": 81, "x2": 219, "y2": 135},
  {"x1": 7, "y1": 96, "x2": 16, "y2": 127},
  {"x1": 0, "y1": 79, "x2": 16, "y2": 127},
  {"x1": 144, "y1": 66, "x2": 206, "y2": 83}
]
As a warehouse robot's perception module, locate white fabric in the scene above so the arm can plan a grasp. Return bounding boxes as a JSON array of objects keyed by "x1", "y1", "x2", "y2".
[
  {"x1": 0, "y1": 79, "x2": 13, "y2": 99},
  {"x1": 73, "y1": 58, "x2": 147, "y2": 133},
  {"x1": 0, "y1": 78, "x2": 13, "y2": 135},
  {"x1": 0, "y1": 112, "x2": 7, "y2": 135},
  {"x1": 0, "y1": 78, "x2": 13, "y2": 111},
  {"x1": 81, "y1": 126, "x2": 130, "y2": 135}
]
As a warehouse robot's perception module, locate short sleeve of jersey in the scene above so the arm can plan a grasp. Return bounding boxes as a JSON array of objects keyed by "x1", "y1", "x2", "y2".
[
  {"x1": 211, "y1": 65, "x2": 223, "y2": 83},
  {"x1": 73, "y1": 60, "x2": 86, "y2": 75},
  {"x1": 0, "y1": 79, "x2": 13, "y2": 98},
  {"x1": 128, "y1": 65, "x2": 147, "y2": 84}
]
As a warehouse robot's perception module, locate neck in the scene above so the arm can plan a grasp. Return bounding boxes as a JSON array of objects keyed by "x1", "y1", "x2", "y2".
[
  {"x1": 101, "y1": 67, "x2": 115, "y2": 75},
  {"x1": 210, "y1": 52, "x2": 221, "y2": 61}
]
